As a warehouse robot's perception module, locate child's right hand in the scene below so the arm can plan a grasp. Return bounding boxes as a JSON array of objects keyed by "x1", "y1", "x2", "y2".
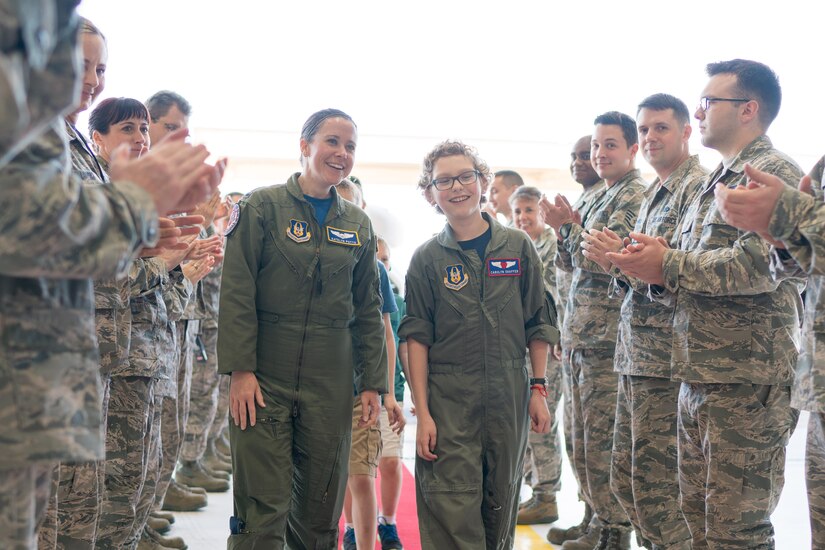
[{"x1": 416, "y1": 416, "x2": 438, "y2": 461}]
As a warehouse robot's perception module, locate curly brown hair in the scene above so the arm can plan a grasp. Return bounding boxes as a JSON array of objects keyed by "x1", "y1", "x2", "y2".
[{"x1": 417, "y1": 140, "x2": 493, "y2": 192}]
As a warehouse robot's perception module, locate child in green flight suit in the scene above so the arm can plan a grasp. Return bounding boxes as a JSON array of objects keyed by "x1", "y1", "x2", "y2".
[{"x1": 398, "y1": 140, "x2": 559, "y2": 549}]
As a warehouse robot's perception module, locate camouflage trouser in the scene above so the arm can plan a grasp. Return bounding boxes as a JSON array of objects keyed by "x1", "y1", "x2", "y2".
[
  {"x1": 155, "y1": 320, "x2": 195, "y2": 507},
  {"x1": 678, "y1": 382, "x2": 798, "y2": 549},
  {"x1": 610, "y1": 375, "x2": 690, "y2": 547},
  {"x1": 209, "y1": 374, "x2": 231, "y2": 442},
  {"x1": 560, "y1": 347, "x2": 576, "y2": 493},
  {"x1": 806, "y1": 412, "x2": 825, "y2": 549},
  {"x1": 569, "y1": 347, "x2": 628, "y2": 527},
  {"x1": 181, "y1": 325, "x2": 220, "y2": 461},
  {"x1": 38, "y1": 376, "x2": 110, "y2": 549},
  {"x1": 0, "y1": 462, "x2": 54, "y2": 550},
  {"x1": 523, "y1": 355, "x2": 563, "y2": 496},
  {"x1": 96, "y1": 375, "x2": 158, "y2": 550}
]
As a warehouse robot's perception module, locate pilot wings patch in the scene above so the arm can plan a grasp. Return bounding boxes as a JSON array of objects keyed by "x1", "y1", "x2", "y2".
[
  {"x1": 326, "y1": 226, "x2": 361, "y2": 246},
  {"x1": 487, "y1": 258, "x2": 521, "y2": 277}
]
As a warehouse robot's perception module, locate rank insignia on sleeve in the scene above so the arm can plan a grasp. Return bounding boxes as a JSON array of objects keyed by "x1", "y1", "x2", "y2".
[
  {"x1": 487, "y1": 258, "x2": 521, "y2": 276},
  {"x1": 225, "y1": 203, "x2": 240, "y2": 236},
  {"x1": 326, "y1": 226, "x2": 361, "y2": 246},
  {"x1": 443, "y1": 264, "x2": 469, "y2": 290},
  {"x1": 287, "y1": 219, "x2": 311, "y2": 243}
]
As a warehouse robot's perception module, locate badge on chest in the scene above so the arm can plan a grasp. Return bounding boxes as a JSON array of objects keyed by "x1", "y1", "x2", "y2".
[
  {"x1": 487, "y1": 258, "x2": 521, "y2": 277},
  {"x1": 443, "y1": 264, "x2": 468, "y2": 291},
  {"x1": 287, "y1": 219, "x2": 311, "y2": 243},
  {"x1": 326, "y1": 226, "x2": 361, "y2": 247}
]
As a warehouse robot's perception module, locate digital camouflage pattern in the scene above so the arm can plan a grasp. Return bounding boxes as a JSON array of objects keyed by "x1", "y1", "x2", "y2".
[
  {"x1": 523, "y1": 226, "x2": 563, "y2": 498},
  {"x1": 660, "y1": 136, "x2": 803, "y2": 385},
  {"x1": 612, "y1": 155, "x2": 707, "y2": 377},
  {"x1": 678, "y1": 382, "x2": 798, "y2": 548},
  {"x1": 806, "y1": 413, "x2": 825, "y2": 549},
  {"x1": 556, "y1": 170, "x2": 646, "y2": 352},
  {"x1": 608, "y1": 156, "x2": 705, "y2": 547}
]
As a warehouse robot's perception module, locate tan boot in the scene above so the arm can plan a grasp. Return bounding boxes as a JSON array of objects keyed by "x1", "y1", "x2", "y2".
[
  {"x1": 146, "y1": 524, "x2": 188, "y2": 550},
  {"x1": 161, "y1": 480, "x2": 208, "y2": 511},
  {"x1": 561, "y1": 524, "x2": 601, "y2": 550},
  {"x1": 172, "y1": 478, "x2": 207, "y2": 496},
  {"x1": 147, "y1": 514, "x2": 171, "y2": 534},
  {"x1": 547, "y1": 503, "x2": 592, "y2": 544},
  {"x1": 204, "y1": 440, "x2": 232, "y2": 474},
  {"x1": 137, "y1": 528, "x2": 177, "y2": 550},
  {"x1": 517, "y1": 493, "x2": 559, "y2": 524},
  {"x1": 150, "y1": 510, "x2": 175, "y2": 524},
  {"x1": 175, "y1": 460, "x2": 230, "y2": 492}
]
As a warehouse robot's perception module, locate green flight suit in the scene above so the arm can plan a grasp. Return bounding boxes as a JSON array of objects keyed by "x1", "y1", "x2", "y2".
[
  {"x1": 218, "y1": 174, "x2": 386, "y2": 549},
  {"x1": 399, "y1": 214, "x2": 558, "y2": 550}
]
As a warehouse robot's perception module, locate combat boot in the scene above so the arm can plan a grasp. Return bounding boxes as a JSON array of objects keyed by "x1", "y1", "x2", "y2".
[
  {"x1": 201, "y1": 460, "x2": 231, "y2": 481},
  {"x1": 161, "y1": 480, "x2": 208, "y2": 511},
  {"x1": 147, "y1": 514, "x2": 171, "y2": 534},
  {"x1": 215, "y1": 432, "x2": 231, "y2": 457},
  {"x1": 593, "y1": 526, "x2": 631, "y2": 550},
  {"x1": 560, "y1": 525, "x2": 601, "y2": 550},
  {"x1": 547, "y1": 503, "x2": 592, "y2": 544},
  {"x1": 175, "y1": 460, "x2": 230, "y2": 492},
  {"x1": 137, "y1": 530, "x2": 177, "y2": 550},
  {"x1": 151, "y1": 510, "x2": 175, "y2": 524},
  {"x1": 517, "y1": 493, "x2": 559, "y2": 524},
  {"x1": 204, "y1": 440, "x2": 232, "y2": 474},
  {"x1": 146, "y1": 525, "x2": 188, "y2": 550},
  {"x1": 172, "y1": 478, "x2": 207, "y2": 496}
]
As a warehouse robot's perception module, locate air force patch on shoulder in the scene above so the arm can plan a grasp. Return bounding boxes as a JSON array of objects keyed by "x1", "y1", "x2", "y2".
[
  {"x1": 287, "y1": 219, "x2": 311, "y2": 243},
  {"x1": 224, "y1": 203, "x2": 240, "y2": 236},
  {"x1": 488, "y1": 258, "x2": 521, "y2": 276},
  {"x1": 326, "y1": 226, "x2": 361, "y2": 246},
  {"x1": 443, "y1": 264, "x2": 468, "y2": 290}
]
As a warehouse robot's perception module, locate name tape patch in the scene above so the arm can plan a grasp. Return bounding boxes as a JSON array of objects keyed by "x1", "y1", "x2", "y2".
[
  {"x1": 487, "y1": 258, "x2": 521, "y2": 277},
  {"x1": 326, "y1": 226, "x2": 361, "y2": 246},
  {"x1": 443, "y1": 264, "x2": 468, "y2": 290}
]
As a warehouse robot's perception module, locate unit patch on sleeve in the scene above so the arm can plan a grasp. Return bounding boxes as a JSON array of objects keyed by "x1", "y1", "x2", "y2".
[
  {"x1": 287, "y1": 219, "x2": 311, "y2": 243},
  {"x1": 224, "y1": 203, "x2": 240, "y2": 236},
  {"x1": 326, "y1": 226, "x2": 361, "y2": 246},
  {"x1": 443, "y1": 264, "x2": 469, "y2": 290},
  {"x1": 487, "y1": 258, "x2": 521, "y2": 277}
]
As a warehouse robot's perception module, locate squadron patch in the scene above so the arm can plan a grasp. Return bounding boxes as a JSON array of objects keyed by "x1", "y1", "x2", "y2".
[
  {"x1": 443, "y1": 264, "x2": 469, "y2": 291},
  {"x1": 287, "y1": 219, "x2": 311, "y2": 243},
  {"x1": 224, "y1": 203, "x2": 240, "y2": 236},
  {"x1": 326, "y1": 226, "x2": 361, "y2": 246},
  {"x1": 487, "y1": 258, "x2": 521, "y2": 277}
]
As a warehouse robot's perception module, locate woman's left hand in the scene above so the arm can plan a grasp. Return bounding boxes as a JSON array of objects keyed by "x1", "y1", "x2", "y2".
[
  {"x1": 528, "y1": 391, "x2": 551, "y2": 433},
  {"x1": 383, "y1": 395, "x2": 406, "y2": 435}
]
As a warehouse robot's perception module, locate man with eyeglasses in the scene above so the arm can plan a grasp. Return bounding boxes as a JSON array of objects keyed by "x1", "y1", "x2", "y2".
[
  {"x1": 541, "y1": 113, "x2": 645, "y2": 550},
  {"x1": 545, "y1": 135, "x2": 605, "y2": 547},
  {"x1": 606, "y1": 59, "x2": 802, "y2": 549}
]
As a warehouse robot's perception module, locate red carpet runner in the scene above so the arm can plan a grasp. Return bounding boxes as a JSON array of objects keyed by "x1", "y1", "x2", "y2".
[{"x1": 339, "y1": 463, "x2": 420, "y2": 549}]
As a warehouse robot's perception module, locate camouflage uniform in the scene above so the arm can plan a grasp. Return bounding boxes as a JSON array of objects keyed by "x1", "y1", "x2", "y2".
[
  {"x1": 555, "y1": 169, "x2": 645, "y2": 532},
  {"x1": 154, "y1": 275, "x2": 195, "y2": 509},
  {"x1": 0, "y1": 4, "x2": 159, "y2": 548},
  {"x1": 523, "y1": 226, "x2": 564, "y2": 499},
  {"x1": 657, "y1": 136, "x2": 802, "y2": 548},
  {"x1": 556, "y1": 181, "x2": 605, "y2": 496},
  {"x1": 773, "y1": 156, "x2": 825, "y2": 549},
  {"x1": 608, "y1": 155, "x2": 706, "y2": 548},
  {"x1": 38, "y1": 125, "x2": 149, "y2": 549},
  {"x1": 181, "y1": 226, "x2": 223, "y2": 463}
]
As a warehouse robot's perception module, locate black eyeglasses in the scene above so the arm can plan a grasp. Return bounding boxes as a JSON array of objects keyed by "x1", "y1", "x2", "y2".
[
  {"x1": 431, "y1": 170, "x2": 480, "y2": 191},
  {"x1": 698, "y1": 97, "x2": 751, "y2": 112}
]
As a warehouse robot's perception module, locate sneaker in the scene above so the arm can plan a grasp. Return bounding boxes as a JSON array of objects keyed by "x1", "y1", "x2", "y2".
[
  {"x1": 342, "y1": 527, "x2": 357, "y2": 550},
  {"x1": 377, "y1": 519, "x2": 403, "y2": 550},
  {"x1": 516, "y1": 494, "x2": 559, "y2": 524}
]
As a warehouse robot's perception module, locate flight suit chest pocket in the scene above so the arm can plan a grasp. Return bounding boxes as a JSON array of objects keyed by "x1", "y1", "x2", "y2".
[{"x1": 267, "y1": 228, "x2": 304, "y2": 277}]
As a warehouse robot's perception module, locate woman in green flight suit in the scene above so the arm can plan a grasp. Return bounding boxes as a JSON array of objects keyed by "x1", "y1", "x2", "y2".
[{"x1": 217, "y1": 109, "x2": 387, "y2": 549}]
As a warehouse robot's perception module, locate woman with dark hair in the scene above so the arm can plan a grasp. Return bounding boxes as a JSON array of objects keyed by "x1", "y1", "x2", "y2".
[
  {"x1": 218, "y1": 108, "x2": 387, "y2": 549},
  {"x1": 89, "y1": 97, "x2": 151, "y2": 166}
]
